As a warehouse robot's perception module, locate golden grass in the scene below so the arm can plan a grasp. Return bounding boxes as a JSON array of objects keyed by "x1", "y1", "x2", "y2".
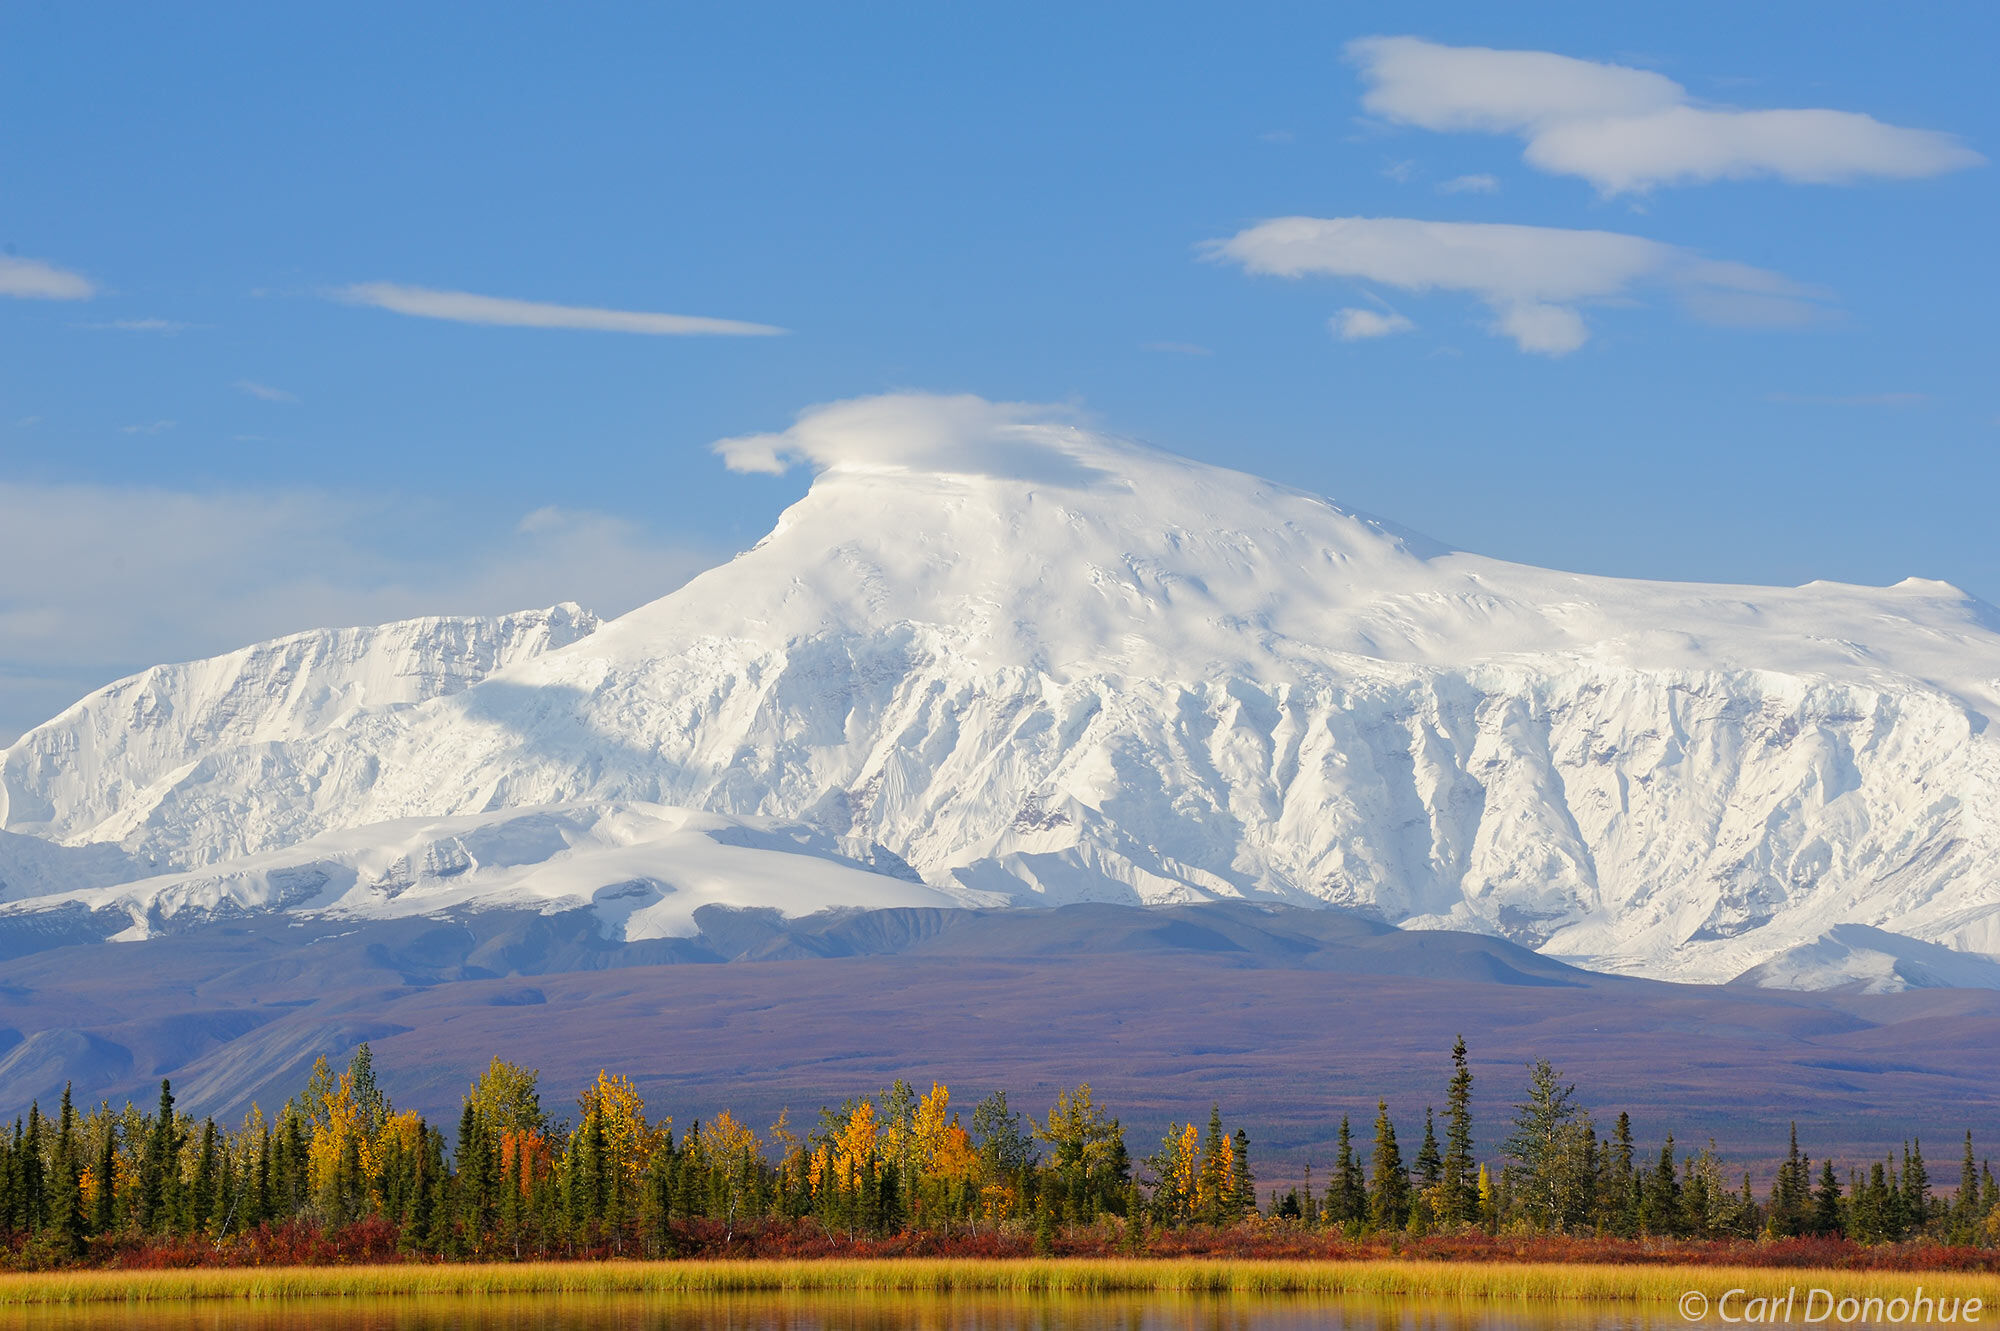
[{"x1": 0, "y1": 1259, "x2": 1995, "y2": 1306}]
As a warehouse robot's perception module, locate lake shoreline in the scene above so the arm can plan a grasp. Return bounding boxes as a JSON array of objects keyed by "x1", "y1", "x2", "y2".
[{"x1": 2, "y1": 1257, "x2": 1996, "y2": 1306}]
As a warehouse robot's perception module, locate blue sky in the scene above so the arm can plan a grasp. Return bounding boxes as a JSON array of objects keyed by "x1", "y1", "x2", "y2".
[{"x1": 1, "y1": 4, "x2": 1994, "y2": 739}]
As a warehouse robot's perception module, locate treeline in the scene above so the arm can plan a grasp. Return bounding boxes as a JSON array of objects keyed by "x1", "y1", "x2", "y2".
[
  {"x1": 0, "y1": 1037, "x2": 1996, "y2": 1265},
  {"x1": 1268, "y1": 1045, "x2": 2000, "y2": 1248}
]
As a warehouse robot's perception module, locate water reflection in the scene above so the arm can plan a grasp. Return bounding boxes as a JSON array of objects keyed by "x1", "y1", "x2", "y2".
[{"x1": 0, "y1": 1291, "x2": 1706, "y2": 1331}]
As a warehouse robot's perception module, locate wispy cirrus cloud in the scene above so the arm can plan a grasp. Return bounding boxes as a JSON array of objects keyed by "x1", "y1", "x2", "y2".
[
  {"x1": 0, "y1": 256, "x2": 95, "y2": 301},
  {"x1": 1209, "y1": 216, "x2": 1830, "y2": 355},
  {"x1": 1332, "y1": 308, "x2": 1415, "y2": 340},
  {"x1": 1348, "y1": 36, "x2": 1984, "y2": 194},
  {"x1": 119, "y1": 420, "x2": 177, "y2": 436},
  {"x1": 333, "y1": 282, "x2": 787, "y2": 336},
  {"x1": 235, "y1": 379, "x2": 300, "y2": 404},
  {"x1": 1437, "y1": 173, "x2": 1500, "y2": 195}
]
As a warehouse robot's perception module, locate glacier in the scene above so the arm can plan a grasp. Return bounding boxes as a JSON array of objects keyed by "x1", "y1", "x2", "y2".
[{"x1": 3, "y1": 392, "x2": 1998, "y2": 989}]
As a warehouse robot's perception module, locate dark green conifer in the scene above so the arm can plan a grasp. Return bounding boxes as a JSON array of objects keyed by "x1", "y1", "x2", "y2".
[
  {"x1": 188, "y1": 1119, "x2": 218, "y2": 1234},
  {"x1": 20, "y1": 1105, "x2": 46, "y2": 1234},
  {"x1": 1366, "y1": 1100, "x2": 1408, "y2": 1232},
  {"x1": 1230, "y1": 1126, "x2": 1255, "y2": 1219},
  {"x1": 1325, "y1": 1115, "x2": 1364, "y2": 1226},
  {"x1": 48, "y1": 1087, "x2": 84, "y2": 1255},
  {"x1": 1904, "y1": 1138, "x2": 1930, "y2": 1229},
  {"x1": 1441, "y1": 1036, "x2": 1476, "y2": 1227},
  {"x1": 138, "y1": 1079, "x2": 179, "y2": 1234},
  {"x1": 1639, "y1": 1136, "x2": 1680, "y2": 1236},
  {"x1": 1813, "y1": 1158, "x2": 1843, "y2": 1237},
  {"x1": 1955, "y1": 1132, "x2": 1978, "y2": 1238}
]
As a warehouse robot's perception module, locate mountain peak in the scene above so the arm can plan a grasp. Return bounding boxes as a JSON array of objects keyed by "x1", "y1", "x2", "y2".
[{"x1": 2, "y1": 395, "x2": 1998, "y2": 991}]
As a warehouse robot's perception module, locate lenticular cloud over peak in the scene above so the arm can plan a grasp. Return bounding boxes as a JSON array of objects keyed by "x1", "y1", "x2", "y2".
[{"x1": 711, "y1": 392, "x2": 1120, "y2": 486}]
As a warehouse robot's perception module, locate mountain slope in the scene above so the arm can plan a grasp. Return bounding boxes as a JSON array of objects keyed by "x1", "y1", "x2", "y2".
[
  {"x1": 0, "y1": 602, "x2": 599, "y2": 857},
  {"x1": 3, "y1": 394, "x2": 1997, "y2": 986}
]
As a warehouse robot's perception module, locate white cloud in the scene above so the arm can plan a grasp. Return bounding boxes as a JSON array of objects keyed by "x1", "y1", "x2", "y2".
[
  {"x1": 119, "y1": 420, "x2": 177, "y2": 435},
  {"x1": 235, "y1": 379, "x2": 300, "y2": 404},
  {"x1": 1332, "y1": 308, "x2": 1416, "y2": 340},
  {"x1": 1209, "y1": 215, "x2": 1830, "y2": 354},
  {"x1": 0, "y1": 256, "x2": 95, "y2": 300},
  {"x1": 334, "y1": 282, "x2": 787, "y2": 336},
  {"x1": 1437, "y1": 173, "x2": 1500, "y2": 194},
  {"x1": 714, "y1": 392, "x2": 1113, "y2": 487},
  {"x1": 1348, "y1": 36, "x2": 1984, "y2": 193},
  {"x1": 0, "y1": 482, "x2": 719, "y2": 741},
  {"x1": 1492, "y1": 303, "x2": 1588, "y2": 355}
]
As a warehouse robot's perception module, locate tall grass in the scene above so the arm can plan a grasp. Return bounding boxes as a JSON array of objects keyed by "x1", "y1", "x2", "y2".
[{"x1": 1, "y1": 1259, "x2": 1995, "y2": 1306}]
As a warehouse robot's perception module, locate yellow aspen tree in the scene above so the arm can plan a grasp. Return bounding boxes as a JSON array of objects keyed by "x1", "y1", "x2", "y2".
[
  {"x1": 809, "y1": 1142, "x2": 832, "y2": 1200},
  {"x1": 979, "y1": 1179, "x2": 1016, "y2": 1231},
  {"x1": 578, "y1": 1070, "x2": 660, "y2": 1193},
  {"x1": 909, "y1": 1082, "x2": 955, "y2": 1219},
  {"x1": 1215, "y1": 1132, "x2": 1238, "y2": 1219},
  {"x1": 1175, "y1": 1122, "x2": 1200, "y2": 1222},
  {"x1": 112, "y1": 1148, "x2": 140, "y2": 1221},
  {"x1": 834, "y1": 1100, "x2": 879, "y2": 1192},
  {"x1": 912, "y1": 1083, "x2": 952, "y2": 1171},
  {"x1": 769, "y1": 1108, "x2": 807, "y2": 1202},
  {"x1": 307, "y1": 1069, "x2": 362, "y2": 1208},
  {"x1": 703, "y1": 1110, "x2": 761, "y2": 1232}
]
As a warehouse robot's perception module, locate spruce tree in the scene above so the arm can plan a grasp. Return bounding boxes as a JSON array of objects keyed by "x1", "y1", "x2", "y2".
[
  {"x1": 277, "y1": 1105, "x2": 308, "y2": 1218},
  {"x1": 139, "y1": 1079, "x2": 180, "y2": 1234},
  {"x1": 189, "y1": 1119, "x2": 218, "y2": 1234},
  {"x1": 1956, "y1": 1133, "x2": 1978, "y2": 1239},
  {"x1": 1769, "y1": 1123, "x2": 1808, "y2": 1237},
  {"x1": 1605, "y1": 1111, "x2": 1637, "y2": 1236},
  {"x1": 1503, "y1": 1059, "x2": 1586, "y2": 1233},
  {"x1": 1441, "y1": 1036, "x2": 1476, "y2": 1228},
  {"x1": 246, "y1": 1127, "x2": 272, "y2": 1231},
  {"x1": 1857, "y1": 1161, "x2": 1886, "y2": 1240},
  {"x1": 1230, "y1": 1127, "x2": 1255, "y2": 1219},
  {"x1": 1411, "y1": 1107, "x2": 1442, "y2": 1230},
  {"x1": 0, "y1": 1119, "x2": 16, "y2": 1231},
  {"x1": 1905, "y1": 1138, "x2": 1930, "y2": 1231},
  {"x1": 1415, "y1": 1108, "x2": 1442, "y2": 1192},
  {"x1": 1366, "y1": 1101, "x2": 1408, "y2": 1232},
  {"x1": 49, "y1": 1086, "x2": 85, "y2": 1256},
  {"x1": 1813, "y1": 1159, "x2": 1843, "y2": 1237},
  {"x1": 1196, "y1": 1104, "x2": 1228, "y2": 1225},
  {"x1": 348, "y1": 1043, "x2": 386, "y2": 1135},
  {"x1": 1325, "y1": 1115, "x2": 1364, "y2": 1227},
  {"x1": 20, "y1": 1105, "x2": 46, "y2": 1234},
  {"x1": 1639, "y1": 1136, "x2": 1680, "y2": 1236},
  {"x1": 336, "y1": 1131, "x2": 365, "y2": 1226}
]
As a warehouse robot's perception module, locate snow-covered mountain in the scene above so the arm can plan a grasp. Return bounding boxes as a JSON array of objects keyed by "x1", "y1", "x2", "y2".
[{"x1": 5, "y1": 393, "x2": 1999, "y2": 988}]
